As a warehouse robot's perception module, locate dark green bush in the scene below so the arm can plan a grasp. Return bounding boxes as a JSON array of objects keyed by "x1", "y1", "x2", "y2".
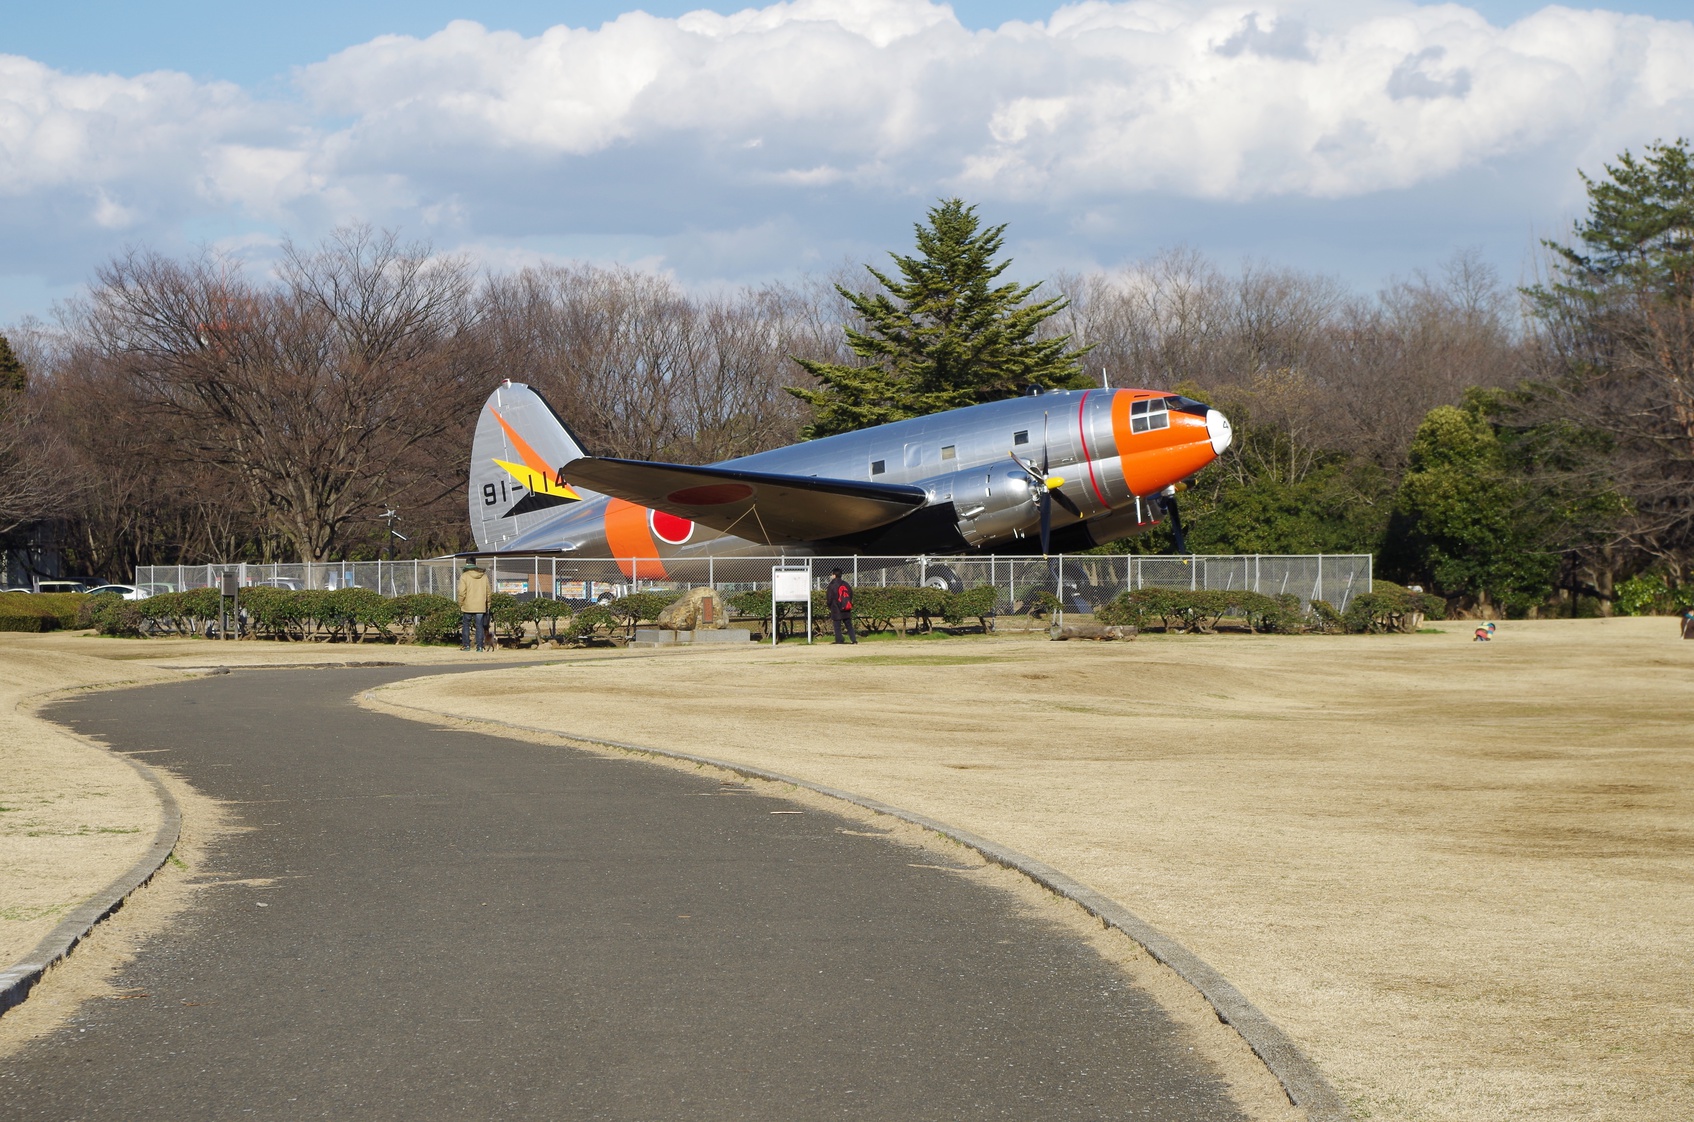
[
  {"x1": 567, "y1": 603, "x2": 618, "y2": 643},
  {"x1": 30, "y1": 593, "x2": 87, "y2": 629},
  {"x1": 0, "y1": 595, "x2": 57, "y2": 632},
  {"x1": 95, "y1": 598, "x2": 144, "y2": 637},
  {"x1": 489, "y1": 592, "x2": 537, "y2": 645},
  {"x1": 322, "y1": 587, "x2": 394, "y2": 641},
  {"x1": 1307, "y1": 600, "x2": 1344, "y2": 633},
  {"x1": 414, "y1": 606, "x2": 464, "y2": 645},
  {"x1": 943, "y1": 585, "x2": 998, "y2": 631},
  {"x1": 1341, "y1": 581, "x2": 1442, "y2": 634},
  {"x1": 531, "y1": 597, "x2": 575, "y2": 641},
  {"x1": 1098, "y1": 588, "x2": 1310, "y2": 634},
  {"x1": 76, "y1": 593, "x2": 117, "y2": 629},
  {"x1": 608, "y1": 590, "x2": 681, "y2": 628}
]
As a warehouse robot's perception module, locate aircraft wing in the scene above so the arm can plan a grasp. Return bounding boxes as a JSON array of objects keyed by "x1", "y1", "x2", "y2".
[{"x1": 562, "y1": 457, "x2": 930, "y2": 545}]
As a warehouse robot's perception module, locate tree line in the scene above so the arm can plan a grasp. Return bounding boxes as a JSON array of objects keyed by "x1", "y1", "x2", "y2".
[{"x1": 3, "y1": 141, "x2": 1691, "y2": 617}]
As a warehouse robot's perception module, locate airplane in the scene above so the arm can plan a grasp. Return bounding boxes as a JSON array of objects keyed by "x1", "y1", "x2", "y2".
[{"x1": 467, "y1": 381, "x2": 1233, "y2": 581}]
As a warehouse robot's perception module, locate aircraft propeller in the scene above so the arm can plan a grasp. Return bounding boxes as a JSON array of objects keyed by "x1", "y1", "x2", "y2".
[{"x1": 1009, "y1": 414, "x2": 1081, "y2": 555}]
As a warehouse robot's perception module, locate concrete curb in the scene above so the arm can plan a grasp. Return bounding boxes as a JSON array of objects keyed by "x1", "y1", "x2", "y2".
[
  {"x1": 368, "y1": 688, "x2": 1350, "y2": 1121},
  {"x1": 0, "y1": 733, "x2": 181, "y2": 1019}
]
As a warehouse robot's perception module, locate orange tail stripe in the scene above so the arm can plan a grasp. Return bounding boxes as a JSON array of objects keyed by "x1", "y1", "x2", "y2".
[
  {"x1": 490, "y1": 408, "x2": 555, "y2": 477},
  {"x1": 604, "y1": 499, "x2": 666, "y2": 580}
]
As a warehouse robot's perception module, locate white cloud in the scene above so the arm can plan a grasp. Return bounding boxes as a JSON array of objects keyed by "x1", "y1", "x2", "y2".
[
  {"x1": 3, "y1": 0, "x2": 1694, "y2": 316},
  {"x1": 280, "y1": 0, "x2": 1694, "y2": 205}
]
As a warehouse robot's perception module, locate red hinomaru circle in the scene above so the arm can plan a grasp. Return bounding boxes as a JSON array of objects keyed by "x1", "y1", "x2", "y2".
[{"x1": 650, "y1": 509, "x2": 694, "y2": 545}]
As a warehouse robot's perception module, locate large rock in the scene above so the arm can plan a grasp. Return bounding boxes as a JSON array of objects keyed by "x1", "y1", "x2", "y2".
[{"x1": 656, "y1": 587, "x2": 728, "y2": 631}]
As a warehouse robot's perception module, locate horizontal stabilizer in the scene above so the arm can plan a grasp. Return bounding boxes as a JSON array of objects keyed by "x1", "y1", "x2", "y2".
[{"x1": 562, "y1": 457, "x2": 930, "y2": 545}]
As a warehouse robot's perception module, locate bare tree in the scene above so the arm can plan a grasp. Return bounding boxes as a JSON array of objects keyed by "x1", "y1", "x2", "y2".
[{"x1": 75, "y1": 226, "x2": 487, "y2": 562}]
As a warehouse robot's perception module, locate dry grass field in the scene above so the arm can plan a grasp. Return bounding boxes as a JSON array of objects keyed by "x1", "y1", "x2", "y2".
[{"x1": 371, "y1": 617, "x2": 1694, "y2": 1122}]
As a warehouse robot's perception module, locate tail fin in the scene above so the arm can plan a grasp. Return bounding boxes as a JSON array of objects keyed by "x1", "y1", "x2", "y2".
[{"x1": 468, "y1": 382, "x2": 591, "y2": 551}]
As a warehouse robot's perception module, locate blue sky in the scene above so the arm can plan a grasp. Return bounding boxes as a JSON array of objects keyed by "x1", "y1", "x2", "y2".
[{"x1": 4, "y1": 0, "x2": 1694, "y2": 324}]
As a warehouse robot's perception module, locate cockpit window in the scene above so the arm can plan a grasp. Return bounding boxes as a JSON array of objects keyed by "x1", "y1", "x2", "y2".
[{"x1": 1130, "y1": 396, "x2": 1171, "y2": 434}]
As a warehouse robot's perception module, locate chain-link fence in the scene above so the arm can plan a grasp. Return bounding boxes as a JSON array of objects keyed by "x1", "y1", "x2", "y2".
[{"x1": 137, "y1": 554, "x2": 1371, "y2": 612}]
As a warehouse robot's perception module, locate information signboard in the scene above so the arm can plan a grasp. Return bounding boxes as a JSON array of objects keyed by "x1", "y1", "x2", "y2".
[{"x1": 770, "y1": 565, "x2": 813, "y2": 646}]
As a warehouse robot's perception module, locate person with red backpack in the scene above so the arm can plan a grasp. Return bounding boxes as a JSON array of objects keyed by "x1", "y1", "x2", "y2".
[{"x1": 827, "y1": 566, "x2": 858, "y2": 645}]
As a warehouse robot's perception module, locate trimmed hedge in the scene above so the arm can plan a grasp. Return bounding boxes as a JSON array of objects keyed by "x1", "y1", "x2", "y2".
[
  {"x1": 1095, "y1": 585, "x2": 1437, "y2": 635},
  {"x1": 1340, "y1": 581, "x2": 1443, "y2": 634},
  {"x1": 729, "y1": 585, "x2": 991, "y2": 637},
  {"x1": 0, "y1": 595, "x2": 59, "y2": 632}
]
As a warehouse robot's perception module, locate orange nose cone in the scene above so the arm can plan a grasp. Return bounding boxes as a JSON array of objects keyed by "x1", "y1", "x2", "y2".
[{"x1": 1110, "y1": 392, "x2": 1226, "y2": 497}]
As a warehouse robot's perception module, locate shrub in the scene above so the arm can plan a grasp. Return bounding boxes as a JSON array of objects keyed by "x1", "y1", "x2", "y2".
[
  {"x1": 567, "y1": 603, "x2": 618, "y2": 643},
  {"x1": 1341, "y1": 581, "x2": 1441, "y2": 634},
  {"x1": 414, "y1": 606, "x2": 464, "y2": 645},
  {"x1": 29, "y1": 593, "x2": 87, "y2": 629},
  {"x1": 943, "y1": 585, "x2": 998, "y2": 631},
  {"x1": 1615, "y1": 572, "x2": 1692, "y2": 616},
  {"x1": 531, "y1": 597, "x2": 576, "y2": 641},
  {"x1": 323, "y1": 587, "x2": 395, "y2": 641},
  {"x1": 1097, "y1": 588, "x2": 1212, "y2": 632},
  {"x1": 608, "y1": 590, "x2": 681, "y2": 630},
  {"x1": 1307, "y1": 600, "x2": 1344, "y2": 633},
  {"x1": 851, "y1": 586, "x2": 944, "y2": 635},
  {"x1": 728, "y1": 589, "x2": 814, "y2": 638},
  {"x1": 95, "y1": 597, "x2": 144, "y2": 637},
  {"x1": 386, "y1": 594, "x2": 458, "y2": 643},
  {"x1": 490, "y1": 593, "x2": 536, "y2": 645},
  {"x1": 138, "y1": 592, "x2": 200, "y2": 635},
  {"x1": 0, "y1": 596, "x2": 58, "y2": 632},
  {"x1": 76, "y1": 593, "x2": 117, "y2": 629},
  {"x1": 1097, "y1": 588, "x2": 1296, "y2": 634}
]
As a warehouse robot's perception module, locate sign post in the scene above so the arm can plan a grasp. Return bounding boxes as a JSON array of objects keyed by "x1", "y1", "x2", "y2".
[
  {"x1": 770, "y1": 565, "x2": 812, "y2": 647},
  {"x1": 218, "y1": 571, "x2": 239, "y2": 640}
]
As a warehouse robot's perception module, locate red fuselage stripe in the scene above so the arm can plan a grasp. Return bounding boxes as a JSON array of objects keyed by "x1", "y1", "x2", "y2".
[{"x1": 1078, "y1": 391, "x2": 1109, "y2": 508}]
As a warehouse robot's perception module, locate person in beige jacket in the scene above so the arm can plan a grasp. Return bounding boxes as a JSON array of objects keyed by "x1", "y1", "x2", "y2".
[{"x1": 456, "y1": 560, "x2": 492, "y2": 651}]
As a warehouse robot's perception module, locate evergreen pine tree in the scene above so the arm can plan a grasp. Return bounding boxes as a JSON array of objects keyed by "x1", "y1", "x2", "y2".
[
  {"x1": 789, "y1": 199, "x2": 1089, "y2": 438},
  {"x1": 0, "y1": 333, "x2": 24, "y2": 396}
]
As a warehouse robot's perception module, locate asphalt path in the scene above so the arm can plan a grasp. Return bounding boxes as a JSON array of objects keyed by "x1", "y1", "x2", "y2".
[{"x1": 3, "y1": 666, "x2": 1247, "y2": 1120}]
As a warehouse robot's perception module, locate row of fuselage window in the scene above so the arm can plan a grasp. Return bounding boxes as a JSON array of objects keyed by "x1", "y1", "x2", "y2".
[{"x1": 866, "y1": 398, "x2": 1174, "y2": 478}]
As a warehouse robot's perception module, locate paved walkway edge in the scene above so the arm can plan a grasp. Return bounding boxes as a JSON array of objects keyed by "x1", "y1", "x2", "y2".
[
  {"x1": 0, "y1": 696, "x2": 184, "y2": 1020},
  {"x1": 370, "y1": 689, "x2": 1350, "y2": 1122}
]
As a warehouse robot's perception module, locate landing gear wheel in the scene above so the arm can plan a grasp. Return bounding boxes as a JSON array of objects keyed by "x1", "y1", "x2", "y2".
[{"x1": 921, "y1": 564, "x2": 963, "y2": 594}]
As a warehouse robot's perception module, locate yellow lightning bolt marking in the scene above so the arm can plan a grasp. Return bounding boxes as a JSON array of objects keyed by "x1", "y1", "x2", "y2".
[{"x1": 493, "y1": 458, "x2": 581, "y2": 501}]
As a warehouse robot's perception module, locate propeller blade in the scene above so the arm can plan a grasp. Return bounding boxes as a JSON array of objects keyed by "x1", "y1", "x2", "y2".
[
  {"x1": 1050, "y1": 487, "x2": 1082, "y2": 518},
  {"x1": 1165, "y1": 494, "x2": 1189, "y2": 554},
  {"x1": 1039, "y1": 490, "x2": 1052, "y2": 556}
]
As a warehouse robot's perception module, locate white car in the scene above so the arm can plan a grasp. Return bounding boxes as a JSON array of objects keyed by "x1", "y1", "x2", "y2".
[{"x1": 86, "y1": 584, "x2": 152, "y2": 601}]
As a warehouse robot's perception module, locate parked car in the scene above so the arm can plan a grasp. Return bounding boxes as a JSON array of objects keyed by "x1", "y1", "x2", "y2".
[
  {"x1": 35, "y1": 580, "x2": 88, "y2": 594},
  {"x1": 255, "y1": 578, "x2": 304, "y2": 590},
  {"x1": 86, "y1": 584, "x2": 152, "y2": 601}
]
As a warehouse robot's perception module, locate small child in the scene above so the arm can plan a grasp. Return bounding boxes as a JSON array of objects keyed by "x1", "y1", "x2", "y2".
[{"x1": 1474, "y1": 622, "x2": 1496, "y2": 642}]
